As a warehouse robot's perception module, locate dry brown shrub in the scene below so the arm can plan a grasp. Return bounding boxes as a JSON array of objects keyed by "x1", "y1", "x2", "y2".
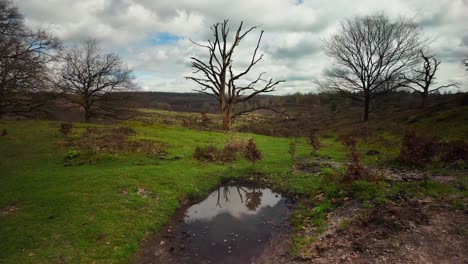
[
  {"x1": 244, "y1": 138, "x2": 263, "y2": 165},
  {"x1": 342, "y1": 136, "x2": 367, "y2": 182},
  {"x1": 398, "y1": 130, "x2": 440, "y2": 166},
  {"x1": 308, "y1": 130, "x2": 321, "y2": 156},
  {"x1": 193, "y1": 145, "x2": 219, "y2": 162},
  {"x1": 59, "y1": 123, "x2": 73, "y2": 136},
  {"x1": 193, "y1": 138, "x2": 246, "y2": 163}
]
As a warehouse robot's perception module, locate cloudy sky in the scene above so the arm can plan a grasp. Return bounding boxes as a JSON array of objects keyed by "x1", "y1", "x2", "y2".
[{"x1": 14, "y1": 0, "x2": 468, "y2": 94}]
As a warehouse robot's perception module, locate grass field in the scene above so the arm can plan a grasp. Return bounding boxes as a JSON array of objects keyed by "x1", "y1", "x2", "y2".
[
  {"x1": 0, "y1": 111, "x2": 465, "y2": 263},
  {"x1": 0, "y1": 118, "x2": 337, "y2": 263}
]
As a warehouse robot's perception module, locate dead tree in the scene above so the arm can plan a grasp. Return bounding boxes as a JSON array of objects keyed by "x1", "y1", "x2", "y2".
[
  {"x1": 58, "y1": 40, "x2": 136, "y2": 122},
  {"x1": 0, "y1": 0, "x2": 61, "y2": 118},
  {"x1": 186, "y1": 20, "x2": 284, "y2": 130},
  {"x1": 320, "y1": 14, "x2": 425, "y2": 121},
  {"x1": 404, "y1": 51, "x2": 457, "y2": 109}
]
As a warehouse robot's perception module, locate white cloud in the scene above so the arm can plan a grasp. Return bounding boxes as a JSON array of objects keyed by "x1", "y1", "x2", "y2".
[{"x1": 13, "y1": 0, "x2": 468, "y2": 93}]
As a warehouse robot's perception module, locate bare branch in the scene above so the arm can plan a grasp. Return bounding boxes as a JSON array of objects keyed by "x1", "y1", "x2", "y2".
[
  {"x1": 320, "y1": 14, "x2": 426, "y2": 120},
  {"x1": 185, "y1": 20, "x2": 284, "y2": 130}
]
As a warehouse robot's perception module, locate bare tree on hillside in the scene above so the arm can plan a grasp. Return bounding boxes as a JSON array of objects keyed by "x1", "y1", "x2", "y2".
[
  {"x1": 57, "y1": 40, "x2": 136, "y2": 122},
  {"x1": 186, "y1": 20, "x2": 284, "y2": 130},
  {"x1": 403, "y1": 51, "x2": 457, "y2": 109},
  {"x1": 0, "y1": 0, "x2": 61, "y2": 118},
  {"x1": 320, "y1": 14, "x2": 425, "y2": 121}
]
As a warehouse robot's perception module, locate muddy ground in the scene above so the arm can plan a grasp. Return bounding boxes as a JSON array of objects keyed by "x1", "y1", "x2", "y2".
[
  {"x1": 254, "y1": 163, "x2": 468, "y2": 264},
  {"x1": 255, "y1": 196, "x2": 467, "y2": 264},
  {"x1": 135, "y1": 164, "x2": 467, "y2": 264}
]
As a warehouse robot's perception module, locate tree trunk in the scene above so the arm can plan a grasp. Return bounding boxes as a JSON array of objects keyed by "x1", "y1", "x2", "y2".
[
  {"x1": 84, "y1": 108, "x2": 91, "y2": 122},
  {"x1": 84, "y1": 96, "x2": 91, "y2": 122},
  {"x1": 221, "y1": 111, "x2": 232, "y2": 130},
  {"x1": 420, "y1": 93, "x2": 428, "y2": 110},
  {"x1": 363, "y1": 95, "x2": 370, "y2": 122}
]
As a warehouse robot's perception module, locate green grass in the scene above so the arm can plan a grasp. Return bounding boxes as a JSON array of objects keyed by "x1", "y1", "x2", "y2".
[
  {"x1": 0, "y1": 114, "x2": 465, "y2": 263},
  {"x1": 0, "y1": 119, "x2": 321, "y2": 263}
]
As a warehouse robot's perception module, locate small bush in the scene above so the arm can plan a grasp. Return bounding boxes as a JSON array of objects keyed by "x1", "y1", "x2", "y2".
[
  {"x1": 308, "y1": 130, "x2": 321, "y2": 156},
  {"x1": 342, "y1": 136, "x2": 366, "y2": 182},
  {"x1": 219, "y1": 138, "x2": 246, "y2": 162},
  {"x1": 193, "y1": 138, "x2": 246, "y2": 163},
  {"x1": 59, "y1": 123, "x2": 73, "y2": 136},
  {"x1": 1, "y1": 129, "x2": 7, "y2": 136},
  {"x1": 398, "y1": 130, "x2": 440, "y2": 166},
  {"x1": 244, "y1": 138, "x2": 263, "y2": 165},
  {"x1": 193, "y1": 145, "x2": 219, "y2": 162}
]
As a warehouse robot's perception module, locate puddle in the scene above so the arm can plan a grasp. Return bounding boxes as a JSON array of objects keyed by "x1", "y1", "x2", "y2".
[{"x1": 138, "y1": 186, "x2": 292, "y2": 264}]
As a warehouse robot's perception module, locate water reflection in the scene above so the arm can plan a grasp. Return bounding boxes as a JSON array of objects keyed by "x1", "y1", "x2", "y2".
[
  {"x1": 144, "y1": 186, "x2": 292, "y2": 264},
  {"x1": 185, "y1": 186, "x2": 282, "y2": 223}
]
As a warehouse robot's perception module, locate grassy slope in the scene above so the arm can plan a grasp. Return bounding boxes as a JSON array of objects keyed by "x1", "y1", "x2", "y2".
[{"x1": 0, "y1": 119, "x2": 345, "y2": 263}]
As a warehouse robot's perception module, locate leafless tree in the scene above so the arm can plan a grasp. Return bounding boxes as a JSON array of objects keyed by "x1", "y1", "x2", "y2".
[
  {"x1": 0, "y1": 0, "x2": 61, "y2": 118},
  {"x1": 57, "y1": 40, "x2": 136, "y2": 122},
  {"x1": 320, "y1": 14, "x2": 425, "y2": 121},
  {"x1": 464, "y1": 56, "x2": 468, "y2": 71},
  {"x1": 403, "y1": 51, "x2": 457, "y2": 109},
  {"x1": 186, "y1": 20, "x2": 284, "y2": 130}
]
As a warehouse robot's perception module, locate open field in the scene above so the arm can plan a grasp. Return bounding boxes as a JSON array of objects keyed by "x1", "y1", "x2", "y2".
[{"x1": 1, "y1": 109, "x2": 466, "y2": 263}]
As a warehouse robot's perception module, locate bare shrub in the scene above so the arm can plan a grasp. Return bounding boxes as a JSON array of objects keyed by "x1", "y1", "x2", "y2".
[
  {"x1": 193, "y1": 138, "x2": 246, "y2": 163},
  {"x1": 244, "y1": 139, "x2": 263, "y2": 165},
  {"x1": 224, "y1": 137, "x2": 246, "y2": 153},
  {"x1": 308, "y1": 130, "x2": 321, "y2": 156},
  {"x1": 342, "y1": 136, "x2": 366, "y2": 182},
  {"x1": 398, "y1": 130, "x2": 440, "y2": 166},
  {"x1": 193, "y1": 145, "x2": 219, "y2": 162},
  {"x1": 59, "y1": 123, "x2": 73, "y2": 136},
  {"x1": 219, "y1": 137, "x2": 246, "y2": 162}
]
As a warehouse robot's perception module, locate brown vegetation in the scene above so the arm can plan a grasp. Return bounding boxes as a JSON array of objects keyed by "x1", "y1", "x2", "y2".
[
  {"x1": 398, "y1": 130, "x2": 440, "y2": 166},
  {"x1": 244, "y1": 138, "x2": 263, "y2": 165},
  {"x1": 58, "y1": 122, "x2": 73, "y2": 136},
  {"x1": 342, "y1": 136, "x2": 367, "y2": 181}
]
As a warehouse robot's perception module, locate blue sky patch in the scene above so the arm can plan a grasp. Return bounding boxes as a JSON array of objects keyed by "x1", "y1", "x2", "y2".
[{"x1": 147, "y1": 32, "x2": 182, "y2": 45}]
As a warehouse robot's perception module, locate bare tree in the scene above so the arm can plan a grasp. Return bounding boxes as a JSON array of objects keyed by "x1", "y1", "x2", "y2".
[
  {"x1": 464, "y1": 56, "x2": 468, "y2": 71},
  {"x1": 0, "y1": 0, "x2": 61, "y2": 118},
  {"x1": 404, "y1": 51, "x2": 457, "y2": 109},
  {"x1": 58, "y1": 40, "x2": 136, "y2": 122},
  {"x1": 320, "y1": 14, "x2": 425, "y2": 121},
  {"x1": 186, "y1": 20, "x2": 284, "y2": 130}
]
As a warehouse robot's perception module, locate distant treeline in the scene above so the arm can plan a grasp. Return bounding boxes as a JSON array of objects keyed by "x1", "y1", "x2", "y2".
[{"x1": 119, "y1": 91, "x2": 468, "y2": 114}]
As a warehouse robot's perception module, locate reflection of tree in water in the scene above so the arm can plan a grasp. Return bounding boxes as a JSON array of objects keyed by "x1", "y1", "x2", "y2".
[
  {"x1": 216, "y1": 186, "x2": 263, "y2": 211},
  {"x1": 216, "y1": 186, "x2": 231, "y2": 208},
  {"x1": 245, "y1": 188, "x2": 263, "y2": 211}
]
